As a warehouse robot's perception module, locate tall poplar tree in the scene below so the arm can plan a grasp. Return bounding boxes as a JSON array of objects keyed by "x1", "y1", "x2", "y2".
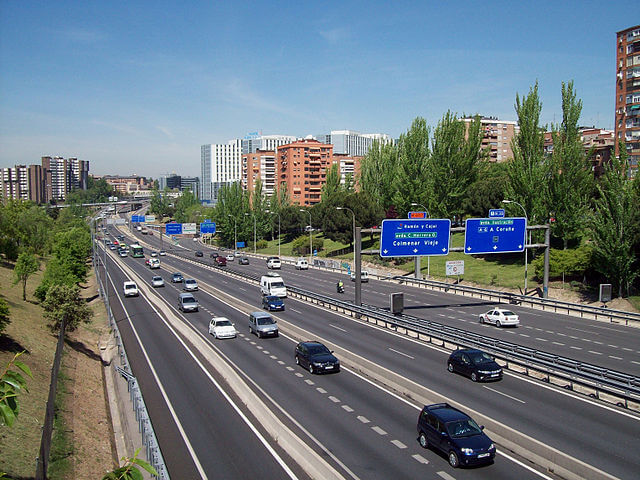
[
  {"x1": 359, "y1": 139, "x2": 398, "y2": 211},
  {"x1": 506, "y1": 82, "x2": 548, "y2": 225},
  {"x1": 392, "y1": 117, "x2": 431, "y2": 215},
  {"x1": 429, "y1": 112, "x2": 485, "y2": 219},
  {"x1": 590, "y1": 143, "x2": 639, "y2": 298},
  {"x1": 547, "y1": 81, "x2": 594, "y2": 248}
]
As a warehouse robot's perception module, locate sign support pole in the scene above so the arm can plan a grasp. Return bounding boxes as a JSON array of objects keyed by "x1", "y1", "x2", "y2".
[{"x1": 355, "y1": 226, "x2": 362, "y2": 307}]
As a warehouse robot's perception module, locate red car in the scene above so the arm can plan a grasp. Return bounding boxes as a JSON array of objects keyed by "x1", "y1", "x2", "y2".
[{"x1": 215, "y1": 256, "x2": 227, "y2": 266}]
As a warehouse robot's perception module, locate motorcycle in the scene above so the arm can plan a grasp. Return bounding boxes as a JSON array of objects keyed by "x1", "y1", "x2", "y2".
[{"x1": 336, "y1": 283, "x2": 344, "y2": 293}]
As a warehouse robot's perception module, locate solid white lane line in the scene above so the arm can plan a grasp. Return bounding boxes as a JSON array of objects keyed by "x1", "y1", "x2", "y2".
[
  {"x1": 483, "y1": 386, "x2": 526, "y2": 404},
  {"x1": 388, "y1": 348, "x2": 415, "y2": 359},
  {"x1": 497, "y1": 450, "x2": 557, "y2": 480}
]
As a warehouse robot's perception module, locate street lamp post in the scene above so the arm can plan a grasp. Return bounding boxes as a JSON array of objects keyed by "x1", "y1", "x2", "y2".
[
  {"x1": 227, "y1": 214, "x2": 237, "y2": 253},
  {"x1": 300, "y1": 209, "x2": 312, "y2": 260},
  {"x1": 336, "y1": 207, "x2": 356, "y2": 270},
  {"x1": 266, "y1": 210, "x2": 281, "y2": 258},
  {"x1": 245, "y1": 213, "x2": 257, "y2": 254},
  {"x1": 502, "y1": 199, "x2": 529, "y2": 294},
  {"x1": 410, "y1": 202, "x2": 430, "y2": 279}
]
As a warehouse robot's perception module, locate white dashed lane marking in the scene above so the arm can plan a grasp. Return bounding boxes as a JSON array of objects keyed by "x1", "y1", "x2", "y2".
[
  {"x1": 328, "y1": 396, "x2": 340, "y2": 403},
  {"x1": 588, "y1": 351, "x2": 603, "y2": 355},
  {"x1": 329, "y1": 324, "x2": 347, "y2": 332},
  {"x1": 609, "y1": 356, "x2": 623, "y2": 360},
  {"x1": 371, "y1": 426, "x2": 387, "y2": 435},
  {"x1": 388, "y1": 348, "x2": 415, "y2": 359},
  {"x1": 357, "y1": 416, "x2": 370, "y2": 424},
  {"x1": 342, "y1": 405, "x2": 354, "y2": 412},
  {"x1": 412, "y1": 454, "x2": 429, "y2": 464},
  {"x1": 316, "y1": 387, "x2": 327, "y2": 394},
  {"x1": 391, "y1": 439, "x2": 407, "y2": 449}
]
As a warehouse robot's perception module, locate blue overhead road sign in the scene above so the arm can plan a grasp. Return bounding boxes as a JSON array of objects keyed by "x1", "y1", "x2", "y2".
[
  {"x1": 380, "y1": 219, "x2": 451, "y2": 257},
  {"x1": 464, "y1": 217, "x2": 526, "y2": 254},
  {"x1": 131, "y1": 215, "x2": 143, "y2": 223},
  {"x1": 200, "y1": 222, "x2": 216, "y2": 234},
  {"x1": 165, "y1": 223, "x2": 182, "y2": 235}
]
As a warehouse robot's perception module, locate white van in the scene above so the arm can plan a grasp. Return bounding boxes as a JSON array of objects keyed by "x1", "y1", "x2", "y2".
[
  {"x1": 295, "y1": 258, "x2": 308, "y2": 270},
  {"x1": 350, "y1": 270, "x2": 369, "y2": 282},
  {"x1": 260, "y1": 273, "x2": 287, "y2": 298}
]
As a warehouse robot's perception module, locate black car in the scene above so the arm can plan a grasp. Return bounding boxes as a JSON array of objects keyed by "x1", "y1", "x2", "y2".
[
  {"x1": 447, "y1": 348, "x2": 502, "y2": 382},
  {"x1": 239, "y1": 257, "x2": 249, "y2": 265},
  {"x1": 210, "y1": 251, "x2": 219, "y2": 259},
  {"x1": 295, "y1": 341, "x2": 340, "y2": 374},
  {"x1": 262, "y1": 295, "x2": 284, "y2": 311},
  {"x1": 195, "y1": 250, "x2": 203, "y2": 257},
  {"x1": 417, "y1": 403, "x2": 496, "y2": 468},
  {"x1": 171, "y1": 272, "x2": 184, "y2": 283}
]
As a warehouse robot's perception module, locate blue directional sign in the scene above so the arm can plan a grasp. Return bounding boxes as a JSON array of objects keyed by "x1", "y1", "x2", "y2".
[
  {"x1": 200, "y1": 222, "x2": 216, "y2": 234},
  {"x1": 380, "y1": 219, "x2": 451, "y2": 257},
  {"x1": 464, "y1": 217, "x2": 526, "y2": 255},
  {"x1": 165, "y1": 223, "x2": 182, "y2": 235},
  {"x1": 131, "y1": 215, "x2": 143, "y2": 223},
  {"x1": 489, "y1": 209, "x2": 505, "y2": 218}
]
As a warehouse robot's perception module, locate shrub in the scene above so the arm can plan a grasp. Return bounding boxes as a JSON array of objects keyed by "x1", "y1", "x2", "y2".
[
  {"x1": 532, "y1": 245, "x2": 592, "y2": 281},
  {"x1": 0, "y1": 298, "x2": 10, "y2": 334}
]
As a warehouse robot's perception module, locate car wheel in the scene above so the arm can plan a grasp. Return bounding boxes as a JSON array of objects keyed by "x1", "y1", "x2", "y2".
[
  {"x1": 479, "y1": 316, "x2": 484, "y2": 323},
  {"x1": 447, "y1": 363, "x2": 454, "y2": 373},
  {"x1": 418, "y1": 432, "x2": 428, "y2": 449},
  {"x1": 496, "y1": 320, "x2": 502, "y2": 328},
  {"x1": 471, "y1": 372, "x2": 478, "y2": 382},
  {"x1": 308, "y1": 363, "x2": 314, "y2": 374},
  {"x1": 295, "y1": 356, "x2": 300, "y2": 365},
  {"x1": 448, "y1": 451, "x2": 460, "y2": 468}
]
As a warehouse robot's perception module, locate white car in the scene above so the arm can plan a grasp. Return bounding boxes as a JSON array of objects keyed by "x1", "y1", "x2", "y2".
[
  {"x1": 151, "y1": 251, "x2": 158, "y2": 257},
  {"x1": 226, "y1": 254, "x2": 234, "y2": 261},
  {"x1": 123, "y1": 281, "x2": 139, "y2": 297},
  {"x1": 151, "y1": 276, "x2": 164, "y2": 288},
  {"x1": 208, "y1": 317, "x2": 237, "y2": 339},
  {"x1": 350, "y1": 270, "x2": 369, "y2": 282},
  {"x1": 183, "y1": 278, "x2": 199, "y2": 291},
  {"x1": 267, "y1": 258, "x2": 281, "y2": 269},
  {"x1": 479, "y1": 308, "x2": 520, "y2": 327},
  {"x1": 159, "y1": 250, "x2": 167, "y2": 256},
  {"x1": 295, "y1": 258, "x2": 308, "y2": 270}
]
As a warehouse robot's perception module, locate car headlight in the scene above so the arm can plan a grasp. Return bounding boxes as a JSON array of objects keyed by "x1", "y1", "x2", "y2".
[
  {"x1": 312, "y1": 362, "x2": 323, "y2": 366},
  {"x1": 489, "y1": 443, "x2": 496, "y2": 451},
  {"x1": 460, "y1": 448, "x2": 474, "y2": 455},
  {"x1": 478, "y1": 370, "x2": 491, "y2": 374}
]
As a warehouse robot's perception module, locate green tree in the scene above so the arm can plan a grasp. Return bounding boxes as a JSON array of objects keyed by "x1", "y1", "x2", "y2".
[
  {"x1": 13, "y1": 251, "x2": 39, "y2": 301},
  {"x1": 0, "y1": 352, "x2": 32, "y2": 427},
  {"x1": 547, "y1": 81, "x2": 594, "y2": 249},
  {"x1": 462, "y1": 162, "x2": 510, "y2": 218},
  {"x1": 0, "y1": 298, "x2": 10, "y2": 334},
  {"x1": 589, "y1": 143, "x2": 639, "y2": 297},
  {"x1": 212, "y1": 182, "x2": 249, "y2": 247},
  {"x1": 359, "y1": 139, "x2": 398, "y2": 211},
  {"x1": 42, "y1": 284, "x2": 93, "y2": 333},
  {"x1": 392, "y1": 117, "x2": 431, "y2": 215},
  {"x1": 506, "y1": 82, "x2": 549, "y2": 226},
  {"x1": 174, "y1": 189, "x2": 199, "y2": 222},
  {"x1": 429, "y1": 112, "x2": 486, "y2": 219}
]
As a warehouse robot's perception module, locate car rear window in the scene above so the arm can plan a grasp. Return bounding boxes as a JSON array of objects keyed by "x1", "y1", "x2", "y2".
[{"x1": 183, "y1": 297, "x2": 196, "y2": 304}]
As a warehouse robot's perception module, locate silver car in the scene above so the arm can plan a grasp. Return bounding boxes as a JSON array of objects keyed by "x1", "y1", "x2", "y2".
[
  {"x1": 183, "y1": 278, "x2": 199, "y2": 291},
  {"x1": 151, "y1": 276, "x2": 164, "y2": 288}
]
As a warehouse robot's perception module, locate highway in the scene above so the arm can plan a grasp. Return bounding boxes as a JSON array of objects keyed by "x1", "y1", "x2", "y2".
[{"x1": 97, "y1": 223, "x2": 640, "y2": 479}]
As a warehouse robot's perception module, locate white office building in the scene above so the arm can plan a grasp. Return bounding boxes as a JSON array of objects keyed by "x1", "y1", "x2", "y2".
[
  {"x1": 201, "y1": 140, "x2": 242, "y2": 203},
  {"x1": 316, "y1": 130, "x2": 393, "y2": 156},
  {"x1": 241, "y1": 134, "x2": 297, "y2": 154}
]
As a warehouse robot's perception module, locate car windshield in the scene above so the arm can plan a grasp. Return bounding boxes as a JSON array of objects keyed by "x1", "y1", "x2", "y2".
[
  {"x1": 469, "y1": 352, "x2": 494, "y2": 365},
  {"x1": 446, "y1": 419, "x2": 483, "y2": 438},
  {"x1": 271, "y1": 281, "x2": 285, "y2": 288},
  {"x1": 153, "y1": 277, "x2": 162, "y2": 281},
  {"x1": 266, "y1": 296, "x2": 280, "y2": 302},
  {"x1": 215, "y1": 320, "x2": 232, "y2": 327},
  {"x1": 500, "y1": 310, "x2": 516, "y2": 316},
  {"x1": 186, "y1": 280, "x2": 196, "y2": 285},
  {"x1": 308, "y1": 345, "x2": 331, "y2": 356},
  {"x1": 183, "y1": 297, "x2": 196, "y2": 304},
  {"x1": 257, "y1": 317, "x2": 274, "y2": 325}
]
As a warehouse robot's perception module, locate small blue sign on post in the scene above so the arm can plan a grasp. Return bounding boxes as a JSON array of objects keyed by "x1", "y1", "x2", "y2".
[
  {"x1": 131, "y1": 215, "x2": 142, "y2": 223},
  {"x1": 464, "y1": 217, "x2": 526, "y2": 254},
  {"x1": 200, "y1": 222, "x2": 216, "y2": 234},
  {"x1": 489, "y1": 209, "x2": 505, "y2": 218},
  {"x1": 236, "y1": 241, "x2": 245, "y2": 248},
  {"x1": 165, "y1": 223, "x2": 182, "y2": 235},
  {"x1": 380, "y1": 219, "x2": 451, "y2": 257}
]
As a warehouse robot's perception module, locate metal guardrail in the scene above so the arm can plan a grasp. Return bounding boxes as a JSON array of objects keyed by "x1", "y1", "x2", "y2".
[
  {"x1": 175, "y1": 250, "x2": 640, "y2": 409},
  {"x1": 95, "y1": 251, "x2": 169, "y2": 479},
  {"x1": 394, "y1": 276, "x2": 640, "y2": 326}
]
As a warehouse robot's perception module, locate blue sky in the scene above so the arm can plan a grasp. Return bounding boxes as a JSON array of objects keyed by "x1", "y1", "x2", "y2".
[{"x1": 0, "y1": 1, "x2": 636, "y2": 178}]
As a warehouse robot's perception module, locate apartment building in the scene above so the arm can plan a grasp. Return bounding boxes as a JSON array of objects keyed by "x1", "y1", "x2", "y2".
[
  {"x1": 0, "y1": 164, "x2": 45, "y2": 203},
  {"x1": 462, "y1": 117, "x2": 519, "y2": 162},
  {"x1": 615, "y1": 24, "x2": 640, "y2": 176},
  {"x1": 316, "y1": 130, "x2": 393, "y2": 156},
  {"x1": 242, "y1": 150, "x2": 277, "y2": 197},
  {"x1": 241, "y1": 134, "x2": 297, "y2": 155},
  {"x1": 276, "y1": 138, "x2": 333, "y2": 206},
  {"x1": 42, "y1": 156, "x2": 89, "y2": 202},
  {"x1": 333, "y1": 154, "x2": 362, "y2": 189},
  {"x1": 201, "y1": 140, "x2": 242, "y2": 203},
  {"x1": 97, "y1": 175, "x2": 149, "y2": 196},
  {"x1": 543, "y1": 128, "x2": 615, "y2": 177}
]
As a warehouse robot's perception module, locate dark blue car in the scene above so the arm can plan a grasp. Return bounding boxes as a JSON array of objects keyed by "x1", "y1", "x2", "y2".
[
  {"x1": 262, "y1": 295, "x2": 284, "y2": 311},
  {"x1": 417, "y1": 403, "x2": 495, "y2": 468}
]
